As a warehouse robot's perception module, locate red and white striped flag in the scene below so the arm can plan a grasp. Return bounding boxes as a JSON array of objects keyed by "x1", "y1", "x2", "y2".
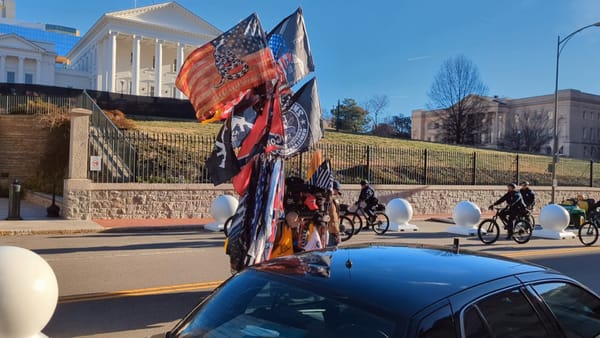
[{"x1": 176, "y1": 13, "x2": 277, "y2": 122}]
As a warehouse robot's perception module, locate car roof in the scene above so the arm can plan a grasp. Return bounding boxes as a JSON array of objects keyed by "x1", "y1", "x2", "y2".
[{"x1": 252, "y1": 242, "x2": 550, "y2": 316}]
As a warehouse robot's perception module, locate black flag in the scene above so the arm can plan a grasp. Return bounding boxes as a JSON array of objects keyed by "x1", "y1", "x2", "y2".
[
  {"x1": 206, "y1": 117, "x2": 240, "y2": 185},
  {"x1": 282, "y1": 77, "x2": 323, "y2": 157}
]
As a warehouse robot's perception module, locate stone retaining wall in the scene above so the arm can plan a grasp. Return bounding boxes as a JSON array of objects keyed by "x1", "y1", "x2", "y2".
[{"x1": 63, "y1": 182, "x2": 600, "y2": 220}]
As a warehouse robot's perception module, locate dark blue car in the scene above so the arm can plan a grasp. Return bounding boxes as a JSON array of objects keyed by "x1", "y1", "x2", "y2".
[{"x1": 165, "y1": 243, "x2": 600, "y2": 337}]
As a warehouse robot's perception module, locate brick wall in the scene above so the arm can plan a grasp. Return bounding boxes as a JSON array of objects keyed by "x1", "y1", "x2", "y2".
[{"x1": 0, "y1": 115, "x2": 50, "y2": 187}]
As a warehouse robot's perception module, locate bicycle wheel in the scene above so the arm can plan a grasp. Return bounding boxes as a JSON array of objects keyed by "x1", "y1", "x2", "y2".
[
  {"x1": 478, "y1": 219, "x2": 499, "y2": 245},
  {"x1": 512, "y1": 220, "x2": 532, "y2": 244},
  {"x1": 347, "y1": 212, "x2": 363, "y2": 235},
  {"x1": 578, "y1": 222, "x2": 599, "y2": 246},
  {"x1": 223, "y1": 215, "x2": 234, "y2": 237},
  {"x1": 339, "y1": 215, "x2": 355, "y2": 242},
  {"x1": 372, "y1": 212, "x2": 390, "y2": 235}
]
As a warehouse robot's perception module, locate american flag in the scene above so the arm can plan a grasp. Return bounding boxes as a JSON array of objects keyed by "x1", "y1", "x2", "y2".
[
  {"x1": 176, "y1": 13, "x2": 277, "y2": 122},
  {"x1": 307, "y1": 160, "x2": 333, "y2": 192}
]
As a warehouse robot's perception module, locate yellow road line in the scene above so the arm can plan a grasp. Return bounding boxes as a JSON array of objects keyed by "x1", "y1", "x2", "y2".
[
  {"x1": 59, "y1": 280, "x2": 224, "y2": 304},
  {"x1": 501, "y1": 246, "x2": 600, "y2": 258}
]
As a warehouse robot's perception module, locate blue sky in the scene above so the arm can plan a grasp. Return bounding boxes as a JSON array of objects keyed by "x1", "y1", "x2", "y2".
[{"x1": 13, "y1": 0, "x2": 600, "y2": 120}]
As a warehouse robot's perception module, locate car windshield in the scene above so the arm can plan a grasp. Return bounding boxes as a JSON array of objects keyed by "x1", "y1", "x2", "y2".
[{"x1": 170, "y1": 269, "x2": 397, "y2": 337}]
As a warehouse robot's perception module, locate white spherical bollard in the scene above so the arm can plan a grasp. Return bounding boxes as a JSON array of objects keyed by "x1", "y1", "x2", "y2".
[
  {"x1": 534, "y1": 204, "x2": 574, "y2": 239},
  {"x1": 539, "y1": 204, "x2": 570, "y2": 231},
  {"x1": 210, "y1": 195, "x2": 239, "y2": 223},
  {"x1": 386, "y1": 198, "x2": 418, "y2": 231},
  {"x1": 387, "y1": 198, "x2": 413, "y2": 224},
  {"x1": 447, "y1": 201, "x2": 481, "y2": 236},
  {"x1": 0, "y1": 246, "x2": 58, "y2": 338},
  {"x1": 206, "y1": 195, "x2": 239, "y2": 232}
]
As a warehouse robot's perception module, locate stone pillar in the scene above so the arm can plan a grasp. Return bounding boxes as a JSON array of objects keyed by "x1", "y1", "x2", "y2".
[
  {"x1": 132, "y1": 35, "x2": 141, "y2": 95},
  {"x1": 108, "y1": 31, "x2": 117, "y2": 92},
  {"x1": 17, "y1": 56, "x2": 23, "y2": 83},
  {"x1": 176, "y1": 42, "x2": 184, "y2": 99},
  {"x1": 0, "y1": 55, "x2": 5, "y2": 82},
  {"x1": 35, "y1": 58, "x2": 41, "y2": 84},
  {"x1": 63, "y1": 108, "x2": 93, "y2": 220},
  {"x1": 154, "y1": 39, "x2": 163, "y2": 97}
]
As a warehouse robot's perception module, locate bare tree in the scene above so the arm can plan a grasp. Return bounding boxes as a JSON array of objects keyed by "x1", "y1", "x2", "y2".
[
  {"x1": 501, "y1": 110, "x2": 553, "y2": 153},
  {"x1": 428, "y1": 55, "x2": 488, "y2": 144},
  {"x1": 365, "y1": 95, "x2": 389, "y2": 131}
]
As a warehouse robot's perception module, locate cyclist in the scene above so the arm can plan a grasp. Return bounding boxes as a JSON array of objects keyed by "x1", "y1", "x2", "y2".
[
  {"x1": 488, "y1": 183, "x2": 528, "y2": 239},
  {"x1": 519, "y1": 181, "x2": 536, "y2": 211},
  {"x1": 358, "y1": 179, "x2": 378, "y2": 220}
]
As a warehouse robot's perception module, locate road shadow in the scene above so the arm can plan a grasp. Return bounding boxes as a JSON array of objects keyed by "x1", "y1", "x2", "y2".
[
  {"x1": 43, "y1": 290, "x2": 211, "y2": 337},
  {"x1": 33, "y1": 238, "x2": 226, "y2": 255}
]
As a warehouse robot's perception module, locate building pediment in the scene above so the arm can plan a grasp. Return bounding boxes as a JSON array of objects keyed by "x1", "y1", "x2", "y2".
[
  {"x1": 106, "y1": 2, "x2": 221, "y2": 37},
  {"x1": 0, "y1": 33, "x2": 50, "y2": 53}
]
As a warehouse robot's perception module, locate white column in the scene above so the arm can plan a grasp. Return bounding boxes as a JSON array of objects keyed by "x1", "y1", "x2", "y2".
[
  {"x1": 0, "y1": 55, "x2": 5, "y2": 82},
  {"x1": 108, "y1": 31, "x2": 117, "y2": 92},
  {"x1": 35, "y1": 58, "x2": 41, "y2": 84},
  {"x1": 132, "y1": 35, "x2": 141, "y2": 95},
  {"x1": 95, "y1": 42, "x2": 102, "y2": 90},
  {"x1": 154, "y1": 39, "x2": 163, "y2": 97},
  {"x1": 17, "y1": 56, "x2": 24, "y2": 83},
  {"x1": 176, "y1": 42, "x2": 184, "y2": 99}
]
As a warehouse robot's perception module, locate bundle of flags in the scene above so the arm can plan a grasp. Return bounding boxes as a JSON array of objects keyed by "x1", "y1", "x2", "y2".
[{"x1": 176, "y1": 8, "x2": 323, "y2": 272}]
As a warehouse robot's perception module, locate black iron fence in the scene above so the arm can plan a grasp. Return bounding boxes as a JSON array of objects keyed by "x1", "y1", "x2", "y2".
[{"x1": 88, "y1": 129, "x2": 600, "y2": 187}]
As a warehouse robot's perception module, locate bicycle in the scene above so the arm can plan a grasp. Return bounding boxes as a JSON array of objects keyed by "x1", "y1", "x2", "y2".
[
  {"x1": 578, "y1": 210, "x2": 600, "y2": 246},
  {"x1": 224, "y1": 213, "x2": 355, "y2": 243},
  {"x1": 345, "y1": 202, "x2": 390, "y2": 235},
  {"x1": 477, "y1": 207, "x2": 533, "y2": 245}
]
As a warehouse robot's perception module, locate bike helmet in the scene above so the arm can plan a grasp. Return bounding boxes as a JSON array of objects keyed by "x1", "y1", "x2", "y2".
[
  {"x1": 507, "y1": 183, "x2": 517, "y2": 189},
  {"x1": 360, "y1": 179, "x2": 369, "y2": 186},
  {"x1": 519, "y1": 181, "x2": 529, "y2": 186}
]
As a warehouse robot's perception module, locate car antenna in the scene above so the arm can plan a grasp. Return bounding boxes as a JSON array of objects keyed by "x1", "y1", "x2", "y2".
[{"x1": 453, "y1": 238, "x2": 460, "y2": 254}]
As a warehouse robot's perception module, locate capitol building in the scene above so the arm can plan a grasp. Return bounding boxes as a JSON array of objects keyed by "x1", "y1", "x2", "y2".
[{"x1": 0, "y1": 0, "x2": 221, "y2": 99}]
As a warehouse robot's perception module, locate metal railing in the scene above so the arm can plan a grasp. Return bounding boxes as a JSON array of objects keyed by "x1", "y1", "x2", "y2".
[{"x1": 85, "y1": 129, "x2": 600, "y2": 187}]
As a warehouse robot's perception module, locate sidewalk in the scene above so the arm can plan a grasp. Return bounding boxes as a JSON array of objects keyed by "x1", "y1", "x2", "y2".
[{"x1": 0, "y1": 197, "x2": 454, "y2": 235}]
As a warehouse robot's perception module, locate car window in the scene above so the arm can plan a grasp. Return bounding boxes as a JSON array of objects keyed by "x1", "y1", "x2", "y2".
[
  {"x1": 463, "y1": 288, "x2": 549, "y2": 338},
  {"x1": 417, "y1": 304, "x2": 456, "y2": 338},
  {"x1": 172, "y1": 270, "x2": 396, "y2": 338},
  {"x1": 532, "y1": 282, "x2": 600, "y2": 338}
]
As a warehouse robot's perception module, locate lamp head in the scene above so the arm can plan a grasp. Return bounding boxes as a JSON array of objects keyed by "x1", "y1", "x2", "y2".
[{"x1": 594, "y1": 22, "x2": 600, "y2": 27}]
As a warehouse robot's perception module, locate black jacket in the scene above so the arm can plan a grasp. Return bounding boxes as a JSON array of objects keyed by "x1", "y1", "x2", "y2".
[
  {"x1": 520, "y1": 188, "x2": 536, "y2": 209},
  {"x1": 358, "y1": 185, "x2": 375, "y2": 203},
  {"x1": 493, "y1": 190, "x2": 527, "y2": 212}
]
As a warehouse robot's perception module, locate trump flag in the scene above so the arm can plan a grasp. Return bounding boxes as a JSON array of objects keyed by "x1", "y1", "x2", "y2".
[{"x1": 176, "y1": 13, "x2": 277, "y2": 122}]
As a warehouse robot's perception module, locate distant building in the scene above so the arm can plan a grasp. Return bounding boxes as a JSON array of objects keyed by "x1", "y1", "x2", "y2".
[
  {"x1": 0, "y1": 1, "x2": 221, "y2": 99},
  {"x1": 412, "y1": 89, "x2": 600, "y2": 160}
]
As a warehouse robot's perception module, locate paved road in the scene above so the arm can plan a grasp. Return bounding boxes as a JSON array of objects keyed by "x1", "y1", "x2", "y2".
[{"x1": 2, "y1": 219, "x2": 598, "y2": 337}]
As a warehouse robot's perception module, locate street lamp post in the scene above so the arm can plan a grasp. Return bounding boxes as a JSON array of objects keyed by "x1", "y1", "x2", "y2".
[{"x1": 551, "y1": 22, "x2": 600, "y2": 204}]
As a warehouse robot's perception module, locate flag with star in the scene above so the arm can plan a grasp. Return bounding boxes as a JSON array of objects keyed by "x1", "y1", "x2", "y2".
[{"x1": 176, "y1": 13, "x2": 277, "y2": 123}]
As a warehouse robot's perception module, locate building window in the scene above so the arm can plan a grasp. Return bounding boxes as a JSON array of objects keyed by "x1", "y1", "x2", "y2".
[
  {"x1": 583, "y1": 128, "x2": 588, "y2": 139},
  {"x1": 129, "y1": 81, "x2": 132, "y2": 95},
  {"x1": 172, "y1": 86, "x2": 176, "y2": 98},
  {"x1": 173, "y1": 59, "x2": 177, "y2": 72},
  {"x1": 6, "y1": 71, "x2": 14, "y2": 83},
  {"x1": 130, "y1": 52, "x2": 133, "y2": 64},
  {"x1": 24, "y1": 73, "x2": 33, "y2": 84},
  {"x1": 152, "y1": 56, "x2": 155, "y2": 69},
  {"x1": 150, "y1": 86, "x2": 154, "y2": 97}
]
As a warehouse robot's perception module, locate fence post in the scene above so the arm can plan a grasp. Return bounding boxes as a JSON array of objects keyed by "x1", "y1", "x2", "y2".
[
  {"x1": 590, "y1": 160, "x2": 594, "y2": 187},
  {"x1": 515, "y1": 154, "x2": 520, "y2": 184},
  {"x1": 471, "y1": 152, "x2": 477, "y2": 185},
  {"x1": 298, "y1": 152, "x2": 303, "y2": 178},
  {"x1": 366, "y1": 145, "x2": 371, "y2": 183},
  {"x1": 423, "y1": 149, "x2": 428, "y2": 185}
]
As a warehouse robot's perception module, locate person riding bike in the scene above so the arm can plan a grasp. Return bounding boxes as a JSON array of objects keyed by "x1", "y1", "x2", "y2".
[
  {"x1": 358, "y1": 180, "x2": 378, "y2": 220},
  {"x1": 519, "y1": 181, "x2": 536, "y2": 211},
  {"x1": 488, "y1": 183, "x2": 528, "y2": 239}
]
